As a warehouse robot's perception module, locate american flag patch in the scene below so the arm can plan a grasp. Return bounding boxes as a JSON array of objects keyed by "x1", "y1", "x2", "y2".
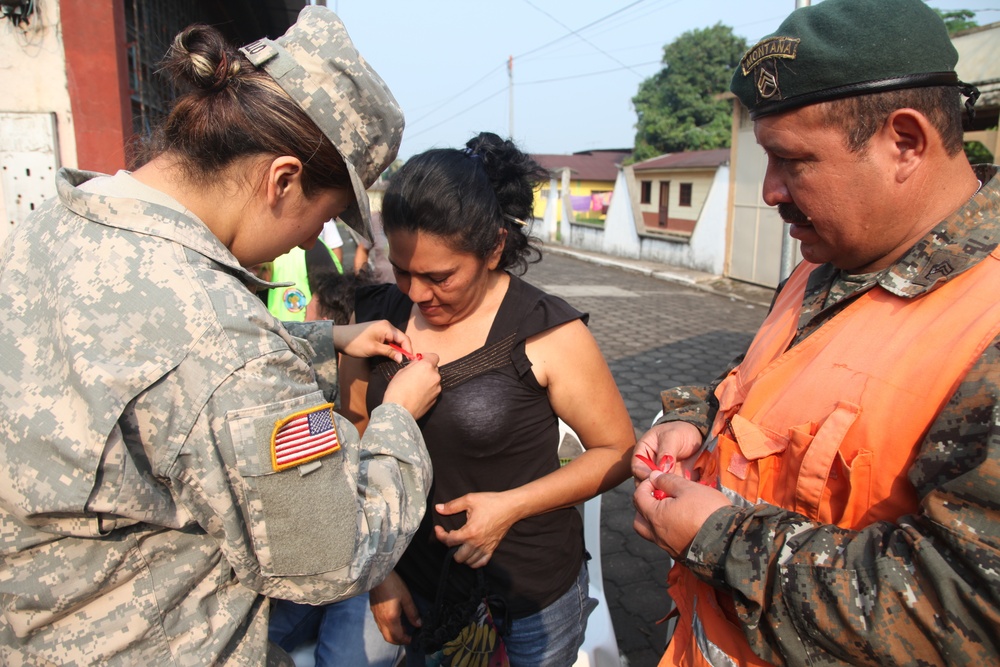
[{"x1": 271, "y1": 403, "x2": 340, "y2": 471}]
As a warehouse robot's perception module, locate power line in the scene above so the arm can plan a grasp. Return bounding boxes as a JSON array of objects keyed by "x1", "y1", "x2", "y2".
[
  {"x1": 520, "y1": 60, "x2": 662, "y2": 86},
  {"x1": 404, "y1": 86, "x2": 508, "y2": 140},
  {"x1": 406, "y1": 0, "x2": 672, "y2": 131},
  {"x1": 564, "y1": 0, "x2": 685, "y2": 47},
  {"x1": 514, "y1": 0, "x2": 652, "y2": 62},
  {"x1": 521, "y1": 0, "x2": 645, "y2": 76},
  {"x1": 407, "y1": 64, "x2": 505, "y2": 127},
  {"x1": 733, "y1": 14, "x2": 794, "y2": 35},
  {"x1": 523, "y1": 41, "x2": 663, "y2": 63}
]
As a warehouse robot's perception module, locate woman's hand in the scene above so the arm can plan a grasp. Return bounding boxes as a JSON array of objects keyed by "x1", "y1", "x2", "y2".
[
  {"x1": 333, "y1": 320, "x2": 414, "y2": 362},
  {"x1": 433, "y1": 492, "x2": 519, "y2": 569},
  {"x1": 369, "y1": 571, "x2": 420, "y2": 645},
  {"x1": 382, "y1": 353, "x2": 441, "y2": 420}
]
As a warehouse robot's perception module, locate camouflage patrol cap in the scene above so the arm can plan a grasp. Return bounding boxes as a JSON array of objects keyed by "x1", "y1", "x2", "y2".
[
  {"x1": 731, "y1": 0, "x2": 975, "y2": 120},
  {"x1": 239, "y1": 5, "x2": 403, "y2": 242}
]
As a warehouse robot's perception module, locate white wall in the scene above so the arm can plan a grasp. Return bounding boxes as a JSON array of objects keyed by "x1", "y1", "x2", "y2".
[
  {"x1": 600, "y1": 168, "x2": 640, "y2": 258},
  {"x1": 0, "y1": 1, "x2": 74, "y2": 240},
  {"x1": 570, "y1": 222, "x2": 604, "y2": 252}
]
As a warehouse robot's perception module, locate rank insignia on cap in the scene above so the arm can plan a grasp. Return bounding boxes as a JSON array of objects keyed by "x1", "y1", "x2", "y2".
[
  {"x1": 740, "y1": 36, "x2": 799, "y2": 101},
  {"x1": 271, "y1": 403, "x2": 340, "y2": 471}
]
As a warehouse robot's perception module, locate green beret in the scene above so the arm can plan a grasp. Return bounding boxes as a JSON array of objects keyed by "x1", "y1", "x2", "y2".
[{"x1": 731, "y1": 0, "x2": 964, "y2": 119}]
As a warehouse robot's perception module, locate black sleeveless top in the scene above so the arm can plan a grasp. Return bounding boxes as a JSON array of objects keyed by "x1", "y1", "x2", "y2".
[{"x1": 355, "y1": 275, "x2": 588, "y2": 617}]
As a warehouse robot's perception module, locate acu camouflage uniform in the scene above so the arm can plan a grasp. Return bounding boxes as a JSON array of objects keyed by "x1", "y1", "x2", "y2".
[
  {"x1": 0, "y1": 168, "x2": 431, "y2": 666},
  {"x1": 658, "y1": 165, "x2": 1000, "y2": 665}
]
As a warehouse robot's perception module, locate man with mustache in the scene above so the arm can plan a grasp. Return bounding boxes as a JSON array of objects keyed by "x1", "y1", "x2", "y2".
[{"x1": 631, "y1": 1, "x2": 1000, "y2": 665}]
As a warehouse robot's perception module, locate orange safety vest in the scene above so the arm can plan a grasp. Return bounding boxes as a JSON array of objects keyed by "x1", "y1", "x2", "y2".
[{"x1": 661, "y1": 248, "x2": 1000, "y2": 667}]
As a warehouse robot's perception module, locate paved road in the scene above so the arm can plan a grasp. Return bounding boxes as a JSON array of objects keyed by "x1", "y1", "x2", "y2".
[{"x1": 526, "y1": 250, "x2": 771, "y2": 667}]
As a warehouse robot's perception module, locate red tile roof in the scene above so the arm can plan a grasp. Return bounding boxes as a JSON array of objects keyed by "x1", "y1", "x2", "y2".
[
  {"x1": 531, "y1": 149, "x2": 633, "y2": 182},
  {"x1": 632, "y1": 148, "x2": 730, "y2": 172}
]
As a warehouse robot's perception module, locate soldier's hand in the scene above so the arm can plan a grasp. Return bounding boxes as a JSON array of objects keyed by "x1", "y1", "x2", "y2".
[
  {"x1": 632, "y1": 470, "x2": 730, "y2": 558},
  {"x1": 632, "y1": 421, "x2": 704, "y2": 481},
  {"x1": 383, "y1": 353, "x2": 441, "y2": 420},
  {"x1": 333, "y1": 320, "x2": 414, "y2": 361}
]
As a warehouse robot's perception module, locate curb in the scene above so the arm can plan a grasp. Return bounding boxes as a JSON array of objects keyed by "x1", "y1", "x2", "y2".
[{"x1": 542, "y1": 244, "x2": 775, "y2": 308}]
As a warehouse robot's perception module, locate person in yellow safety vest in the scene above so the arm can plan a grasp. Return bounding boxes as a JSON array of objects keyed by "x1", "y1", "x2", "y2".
[
  {"x1": 267, "y1": 239, "x2": 343, "y2": 322},
  {"x1": 631, "y1": 1, "x2": 1000, "y2": 666}
]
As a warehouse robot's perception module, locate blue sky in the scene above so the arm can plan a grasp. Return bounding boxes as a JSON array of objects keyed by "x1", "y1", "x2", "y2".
[{"x1": 331, "y1": 0, "x2": 1000, "y2": 161}]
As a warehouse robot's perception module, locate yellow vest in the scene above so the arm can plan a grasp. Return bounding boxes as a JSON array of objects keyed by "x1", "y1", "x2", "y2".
[{"x1": 267, "y1": 243, "x2": 342, "y2": 322}]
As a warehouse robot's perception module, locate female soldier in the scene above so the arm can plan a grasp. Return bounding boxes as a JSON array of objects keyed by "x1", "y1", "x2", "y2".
[{"x1": 0, "y1": 7, "x2": 439, "y2": 665}]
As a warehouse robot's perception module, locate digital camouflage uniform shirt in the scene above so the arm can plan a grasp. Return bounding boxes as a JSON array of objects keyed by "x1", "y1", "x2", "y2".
[
  {"x1": 659, "y1": 165, "x2": 1000, "y2": 665},
  {"x1": 0, "y1": 169, "x2": 432, "y2": 666}
]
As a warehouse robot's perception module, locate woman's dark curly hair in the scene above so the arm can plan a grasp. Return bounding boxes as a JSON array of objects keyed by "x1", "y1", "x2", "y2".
[{"x1": 381, "y1": 132, "x2": 548, "y2": 275}]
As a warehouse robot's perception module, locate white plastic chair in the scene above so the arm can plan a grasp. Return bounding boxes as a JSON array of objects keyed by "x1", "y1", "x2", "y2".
[
  {"x1": 557, "y1": 420, "x2": 622, "y2": 667},
  {"x1": 573, "y1": 491, "x2": 621, "y2": 667},
  {"x1": 646, "y1": 410, "x2": 677, "y2": 649}
]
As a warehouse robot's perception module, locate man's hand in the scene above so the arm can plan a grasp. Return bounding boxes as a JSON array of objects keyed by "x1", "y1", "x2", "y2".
[
  {"x1": 333, "y1": 320, "x2": 415, "y2": 362},
  {"x1": 633, "y1": 470, "x2": 730, "y2": 559},
  {"x1": 632, "y1": 421, "x2": 705, "y2": 481}
]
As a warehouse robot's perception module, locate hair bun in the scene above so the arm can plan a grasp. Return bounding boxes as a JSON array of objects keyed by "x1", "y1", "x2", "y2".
[
  {"x1": 463, "y1": 132, "x2": 546, "y2": 224},
  {"x1": 163, "y1": 24, "x2": 241, "y2": 93}
]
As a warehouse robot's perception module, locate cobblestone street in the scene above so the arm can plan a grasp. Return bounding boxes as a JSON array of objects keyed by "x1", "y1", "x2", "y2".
[{"x1": 527, "y1": 249, "x2": 771, "y2": 667}]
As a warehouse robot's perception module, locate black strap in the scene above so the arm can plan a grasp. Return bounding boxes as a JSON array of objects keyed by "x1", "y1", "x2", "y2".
[
  {"x1": 959, "y1": 80, "x2": 981, "y2": 121},
  {"x1": 750, "y1": 71, "x2": 981, "y2": 120},
  {"x1": 413, "y1": 548, "x2": 509, "y2": 654}
]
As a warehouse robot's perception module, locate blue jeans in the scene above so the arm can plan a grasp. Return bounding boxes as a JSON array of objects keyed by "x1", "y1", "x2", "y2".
[
  {"x1": 268, "y1": 593, "x2": 403, "y2": 667},
  {"x1": 404, "y1": 564, "x2": 597, "y2": 667}
]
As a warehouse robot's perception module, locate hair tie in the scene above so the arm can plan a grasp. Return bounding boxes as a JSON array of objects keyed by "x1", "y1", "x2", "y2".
[
  {"x1": 464, "y1": 147, "x2": 480, "y2": 160},
  {"x1": 503, "y1": 213, "x2": 527, "y2": 228}
]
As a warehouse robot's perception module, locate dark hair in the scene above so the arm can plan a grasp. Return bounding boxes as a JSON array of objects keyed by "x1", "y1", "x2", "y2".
[
  {"x1": 308, "y1": 268, "x2": 377, "y2": 325},
  {"x1": 820, "y1": 86, "x2": 965, "y2": 156},
  {"x1": 138, "y1": 23, "x2": 350, "y2": 195},
  {"x1": 381, "y1": 132, "x2": 548, "y2": 275}
]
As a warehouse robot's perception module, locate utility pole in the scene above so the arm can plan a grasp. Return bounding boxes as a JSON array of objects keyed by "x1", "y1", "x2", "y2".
[
  {"x1": 508, "y1": 55, "x2": 514, "y2": 138},
  {"x1": 779, "y1": 0, "x2": 811, "y2": 281}
]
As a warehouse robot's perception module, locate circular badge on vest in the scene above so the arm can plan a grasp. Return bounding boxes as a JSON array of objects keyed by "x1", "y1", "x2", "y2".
[{"x1": 282, "y1": 287, "x2": 307, "y2": 313}]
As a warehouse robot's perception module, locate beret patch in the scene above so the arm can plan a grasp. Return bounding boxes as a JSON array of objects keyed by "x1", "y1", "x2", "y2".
[{"x1": 730, "y1": 0, "x2": 976, "y2": 119}]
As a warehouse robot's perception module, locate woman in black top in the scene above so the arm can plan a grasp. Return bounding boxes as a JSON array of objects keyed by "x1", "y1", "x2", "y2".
[{"x1": 340, "y1": 132, "x2": 634, "y2": 666}]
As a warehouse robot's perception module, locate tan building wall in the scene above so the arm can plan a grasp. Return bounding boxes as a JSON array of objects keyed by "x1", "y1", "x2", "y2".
[
  {"x1": 727, "y1": 103, "x2": 790, "y2": 288},
  {"x1": 0, "y1": 2, "x2": 75, "y2": 241},
  {"x1": 634, "y1": 169, "x2": 717, "y2": 234}
]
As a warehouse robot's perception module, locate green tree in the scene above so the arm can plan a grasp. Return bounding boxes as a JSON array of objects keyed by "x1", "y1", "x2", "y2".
[
  {"x1": 927, "y1": 5, "x2": 992, "y2": 163},
  {"x1": 631, "y1": 23, "x2": 746, "y2": 162},
  {"x1": 932, "y1": 7, "x2": 978, "y2": 35},
  {"x1": 964, "y1": 140, "x2": 994, "y2": 164},
  {"x1": 382, "y1": 158, "x2": 403, "y2": 180}
]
